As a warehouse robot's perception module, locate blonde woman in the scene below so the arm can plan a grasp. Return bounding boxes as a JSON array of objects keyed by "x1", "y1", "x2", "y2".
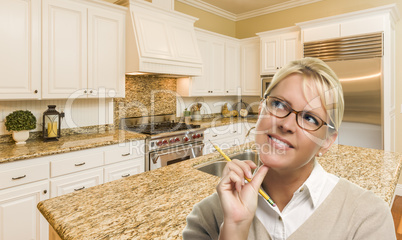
[{"x1": 183, "y1": 58, "x2": 395, "y2": 240}]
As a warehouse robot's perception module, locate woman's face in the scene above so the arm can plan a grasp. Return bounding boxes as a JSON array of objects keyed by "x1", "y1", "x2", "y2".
[{"x1": 256, "y1": 73, "x2": 336, "y2": 173}]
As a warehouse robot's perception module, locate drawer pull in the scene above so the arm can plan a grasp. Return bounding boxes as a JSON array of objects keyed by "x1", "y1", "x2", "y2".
[
  {"x1": 232, "y1": 131, "x2": 237, "y2": 133},
  {"x1": 12, "y1": 175, "x2": 26, "y2": 180},
  {"x1": 212, "y1": 135, "x2": 217, "y2": 137},
  {"x1": 121, "y1": 153, "x2": 130, "y2": 157},
  {"x1": 74, "y1": 186, "x2": 85, "y2": 191},
  {"x1": 122, "y1": 174, "x2": 131, "y2": 178},
  {"x1": 74, "y1": 162, "x2": 86, "y2": 166}
]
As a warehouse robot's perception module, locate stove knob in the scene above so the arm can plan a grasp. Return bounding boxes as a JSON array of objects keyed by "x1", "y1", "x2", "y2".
[
  {"x1": 192, "y1": 134, "x2": 196, "y2": 139},
  {"x1": 196, "y1": 133, "x2": 201, "y2": 138},
  {"x1": 169, "y1": 138, "x2": 175, "y2": 143},
  {"x1": 162, "y1": 139, "x2": 168, "y2": 145},
  {"x1": 175, "y1": 137, "x2": 180, "y2": 142},
  {"x1": 183, "y1": 137, "x2": 189, "y2": 142},
  {"x1": 156, "y1": 140, "x2": 163, "y2": 146}
]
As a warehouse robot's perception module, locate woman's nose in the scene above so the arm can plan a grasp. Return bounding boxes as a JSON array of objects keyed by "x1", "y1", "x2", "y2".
[{"x1": 278, "y1": 112, "x2": 297, "y2": 133}]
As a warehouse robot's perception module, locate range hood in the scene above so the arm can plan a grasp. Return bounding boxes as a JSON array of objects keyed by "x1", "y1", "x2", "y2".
[{"x1": 116, "y1": 0, "x2": 203, "y2": 76}]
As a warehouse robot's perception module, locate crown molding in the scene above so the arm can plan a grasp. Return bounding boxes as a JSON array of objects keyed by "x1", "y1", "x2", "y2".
[{"x1": 177, "y1": 0, "x2": 322, "y2": 21}]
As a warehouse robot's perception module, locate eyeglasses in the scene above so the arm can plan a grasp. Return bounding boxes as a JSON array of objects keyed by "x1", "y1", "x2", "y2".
[{"x1": 263, "y1": 96, "x2": 335, "y2": 131}]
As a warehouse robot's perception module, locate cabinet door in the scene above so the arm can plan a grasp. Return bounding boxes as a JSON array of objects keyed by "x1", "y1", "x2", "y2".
[
  {"x1": 280, "y1": 32, "x2": 300, "y2": 68},
  {"x1": 225, "y1": 41, "x2": 241, "y2": 95},
  {"x1": 88, "y1": 7, "x2": 125, "y2": 98},
  {"x1": 241, "y1": 39, "x2": 261, "y2": 96},
  {"x1": 170, "y1": 22, "x2": 201, "y2": 64},
  {"x1": 190, "y1": 37, "x2": 210, "y2": 96},
  {"x1": 0, "y1": 0, "x2": 41, "y2": 99},
  {"x1": 104, "y1": 159, "x2": 144, "y2": 182},
  {"x1": 50, "y1": 168, "x2": 103, "y2": 198},
  {"x1": 42, "y1": 0, "x2": 87, "y2": 99},
  {"x1": 209, "y1": 40, "x2": 225, "y2": 95},
  {"x1": 0, "y1": 181, "x2": 49, "y2": 240},
  {"x1": 302, "y1": 23, "x2": 340, "y2": 42},
  {"x1": 260, "y1": 36, "x2": 280, "y2": 74}
]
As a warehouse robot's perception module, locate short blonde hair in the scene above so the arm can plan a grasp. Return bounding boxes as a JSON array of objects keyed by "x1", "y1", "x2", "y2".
[{"x1": 264, "y1": 57, "x2": 344, "y2": 131}]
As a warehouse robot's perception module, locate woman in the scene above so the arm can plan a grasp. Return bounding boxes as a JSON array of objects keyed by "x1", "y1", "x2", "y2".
[{"x1": 183, "y1": 58, "x2": 396, "y2": 240}]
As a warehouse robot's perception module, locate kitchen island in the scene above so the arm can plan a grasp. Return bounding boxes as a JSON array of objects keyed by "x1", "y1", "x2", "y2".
[{"x1": 38, "y1": 143, "x2": 402, "y2": 240}]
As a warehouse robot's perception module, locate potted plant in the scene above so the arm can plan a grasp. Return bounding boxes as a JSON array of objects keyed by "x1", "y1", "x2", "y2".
[{"x1": 5, "y1": 110, "x2": 37, "y2": 145}]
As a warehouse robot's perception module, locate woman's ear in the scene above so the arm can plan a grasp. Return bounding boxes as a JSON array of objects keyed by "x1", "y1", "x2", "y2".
[{"x1": 319, "y1": 131, "x2": 338, "y2": 155}]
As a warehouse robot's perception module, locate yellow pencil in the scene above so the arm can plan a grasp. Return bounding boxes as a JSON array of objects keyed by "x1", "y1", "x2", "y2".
[{"x1": 209, "y1": 140, "x2": 276, "y2": 207}]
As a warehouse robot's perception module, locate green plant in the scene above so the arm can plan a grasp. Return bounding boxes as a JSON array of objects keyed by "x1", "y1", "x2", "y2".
[{"x1": 5, "y1": 110, "x2": 37, "y2": 131}]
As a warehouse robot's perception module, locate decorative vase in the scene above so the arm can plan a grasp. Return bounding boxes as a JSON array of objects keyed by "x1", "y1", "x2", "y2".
[{"x1": 12, "y1": 130, "x2": 29, "y2": 145}]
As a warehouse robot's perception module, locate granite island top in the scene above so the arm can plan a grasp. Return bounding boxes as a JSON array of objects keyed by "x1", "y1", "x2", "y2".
[
  {"x1": 37, "y1": 143, "x2": 402, "y2": 240},
  {"x1": 0, "y1": 117, "x2": 257, "y2": 164}
]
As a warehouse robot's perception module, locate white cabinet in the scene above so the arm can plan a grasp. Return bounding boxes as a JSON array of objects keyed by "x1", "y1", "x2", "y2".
[
  {"x1": 42, "y1": 0, "x2": 126, "y2": 99},
  {"x1": 177, "y1": 29, "x2": 241, "y2": 96},
  {"x1": 104, "y1": 159, "x2": 143, "y2": 182},
  {"x1": 240, "y1": 37, "x2": 260, "y2": 96},
  {"x1": 0, "y1": 0, "x2": 41, "y2": 100},
  {"x1": 50, "y1": 168, "x2": 103, "y2": 198},
  {"x1": 203, "y1": 123, "x2": 243, "y2": 155},
  {"x1": 299, "y1": 15, "x2": 386, "y2": 43},
  {"x1": 225, "y1": 40, "x2": 241, "y2": 95},
  {"x1": 0, "y1": 181, "x2": 49, "y2": 240},
  {"x1": 258, "y1": 27, "x2": 301, "y2": 75}
]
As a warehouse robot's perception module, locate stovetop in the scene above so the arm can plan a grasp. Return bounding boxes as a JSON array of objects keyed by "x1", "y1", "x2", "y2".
[{"x1": 125, "y1": 122, "x2": 201, "y2": 135}]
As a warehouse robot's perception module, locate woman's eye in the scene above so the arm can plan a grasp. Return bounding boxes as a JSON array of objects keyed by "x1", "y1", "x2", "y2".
[
  {"x1": 303, "y1": 113, "x2": 320, "y2": 126},
  {"x1": 271, "y1": 100, "x2": 286, "y2": 110}
]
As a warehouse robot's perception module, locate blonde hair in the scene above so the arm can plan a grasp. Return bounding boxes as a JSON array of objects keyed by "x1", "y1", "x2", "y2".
[{"x1": 264, "y1": 57, "x2": 344, "y2": 131}]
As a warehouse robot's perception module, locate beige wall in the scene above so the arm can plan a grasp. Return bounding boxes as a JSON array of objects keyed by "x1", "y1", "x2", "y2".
[{"x1": 174, "y1": 1, "x2": 236, "y2": 37}]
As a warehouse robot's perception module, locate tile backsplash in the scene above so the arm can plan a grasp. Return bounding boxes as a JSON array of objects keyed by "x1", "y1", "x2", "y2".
[{"x1": 113, "y1": 75, "x2": 177, "y2": 125}]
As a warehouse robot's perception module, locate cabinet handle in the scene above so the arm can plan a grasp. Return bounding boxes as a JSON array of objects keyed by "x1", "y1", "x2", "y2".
[
  {"x1": 122, "y1": 173, "x2": 131, "y2": 178},
  {"x1": 232, "y1": 131, "x2": 237, "y2": 133},
  {"x1": 12, "y1": 175, "x2": 26, "y2": 180},
  {"x1": 212, "y1": 135, "x2": 217, "y2": 137},
  {"x1": 226, "y1": 91, "x2": 229, "y2": 93},
  {"x1": 121, "y1": 153, "x2": 130, "y2": 156},
  {"x1": 43, "y1": 190, "x2": 48, "y2": 194},
  {"x1": 276, "y1": 67, "x2": 279, "y2": 69},
  {"x1": 34, "y1": 90, "x2": 38, "y2": 94},
  {"x1": 74, "y1": 186, "x2": 85, "y2": 191},
  {"x1": 90, "y1": 90, "x2": 93, "y2": 94},
  {"x1": 84, "y1": 90, "x2": 87, "y2": 94},
  {"x1": 75, "y1": 162, "x2": 86, "y2": 166}
]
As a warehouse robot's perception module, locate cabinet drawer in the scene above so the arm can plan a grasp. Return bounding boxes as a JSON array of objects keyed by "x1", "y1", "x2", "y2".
[
  {"x1": 0, "y1": 162, "x2": 49, "y2": 190},
  {"x1": 104, "y1": 144, "x2": 142, "y2": 165},
  {"x1": 205, "y1": 124, "x2": 242, "y2": 141},
  {"x1": 50, "y1": 168, "x2": 103, "y2": 198},
  {"x1": 104, "y1": 158, "x2": 144, "y2": 182},
  {"x1": 50, "y1": 152, "x2": 104, "y2": 177}
]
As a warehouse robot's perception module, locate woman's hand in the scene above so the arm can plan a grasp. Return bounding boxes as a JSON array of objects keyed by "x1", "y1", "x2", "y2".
[{"x1": 217, "y1": 159, "x2": 269, "y2": 240}]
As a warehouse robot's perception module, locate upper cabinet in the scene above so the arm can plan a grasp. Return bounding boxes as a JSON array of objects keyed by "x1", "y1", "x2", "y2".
[
  {"x1": 0, "y1": 0, "x2": 41, "y2": 100},
  {"x1": 240, "y1": 37, "x2": 260, "y2": 96},
  {"x1": 177, "y1": 29, "x2": 240, "y2": 96},
  {"x1": 257, "y1": 27, "x2": 301, "y2": 75},
  {"x1": 0, "y1": 0, "x2": 126, "y2": 100},
  {"x1": 42, "y1": 0, "x2": 126, "y2": 99}
]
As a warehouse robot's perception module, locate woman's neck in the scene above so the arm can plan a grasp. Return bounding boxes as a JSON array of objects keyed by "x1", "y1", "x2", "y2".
[{"x1": 262, "y1": 160, "x2": 315, "y2": 211}]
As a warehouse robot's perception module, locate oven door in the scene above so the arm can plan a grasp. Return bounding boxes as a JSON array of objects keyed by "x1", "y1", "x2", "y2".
[{"x1": 149, "y1": 142, "x2": 204, "y2": 171}]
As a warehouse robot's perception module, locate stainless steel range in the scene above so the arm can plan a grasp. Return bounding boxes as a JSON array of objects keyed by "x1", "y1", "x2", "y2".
[{"x1": 121, "y1": 114, "x2": 205, "y2": 171}]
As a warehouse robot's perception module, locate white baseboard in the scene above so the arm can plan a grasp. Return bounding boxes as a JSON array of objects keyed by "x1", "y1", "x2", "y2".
[{"x1": 395, "y1": 184, "x2": 402, "y2": 196}]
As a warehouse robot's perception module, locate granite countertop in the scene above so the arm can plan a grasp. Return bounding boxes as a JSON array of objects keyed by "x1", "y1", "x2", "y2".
[
  {"x1": 37, "y1": 143, "x2": 402, "y2": 240},
  {"x1": 0, "y1": 117, "x2": 256, "y2": 164},
  {"x1": 0, "y1": 130, "x2": 146, "y2": 164}
]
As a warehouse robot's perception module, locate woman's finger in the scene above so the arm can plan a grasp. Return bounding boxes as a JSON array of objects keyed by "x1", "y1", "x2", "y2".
[{"x1": 249, "y1": 165, "x2": 269, "y2": 191}]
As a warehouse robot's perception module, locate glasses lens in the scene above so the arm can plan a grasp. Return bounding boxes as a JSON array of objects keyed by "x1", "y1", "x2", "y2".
[
  {"x1": 297, "y1": 111, "x2": 323, "y2": 131},
  {"x1": 266, "y1": 98, "x2": 289, "y2": 117}
]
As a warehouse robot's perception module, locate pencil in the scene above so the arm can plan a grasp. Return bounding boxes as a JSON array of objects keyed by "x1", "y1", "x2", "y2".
[{"x1": 209, "y1": 140, "x2": 276, "y2": 207}]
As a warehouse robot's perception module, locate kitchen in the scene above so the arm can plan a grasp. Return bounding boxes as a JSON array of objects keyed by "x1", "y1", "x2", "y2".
[{"x1": 1, "y1": 0, "x2": 402, "y2": 239}]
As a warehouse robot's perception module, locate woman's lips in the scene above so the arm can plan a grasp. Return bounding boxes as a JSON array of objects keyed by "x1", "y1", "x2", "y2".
[{"x1": 268, "y1": 134, "x2": 294, "y2": 150}]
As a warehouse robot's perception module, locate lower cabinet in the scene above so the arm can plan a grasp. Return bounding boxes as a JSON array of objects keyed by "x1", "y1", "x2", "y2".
[
  {"x1": 50, "y1": 168, "x2": 104, "y2": 198},
  {"x1": 0, "y1": 140, "x2": 145, "y2": 240},
  {"x1": 0, "y1": 181, "x2": 49, "y2": 240}
]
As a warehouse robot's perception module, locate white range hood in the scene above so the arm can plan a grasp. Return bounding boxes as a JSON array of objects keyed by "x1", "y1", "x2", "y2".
[{"x1": 116, "y1": 0, "x2": 203, "y2": 76}]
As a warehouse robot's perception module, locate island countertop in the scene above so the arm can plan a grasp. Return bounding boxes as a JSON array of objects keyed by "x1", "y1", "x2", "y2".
[{"x1": 38, "y1": 144, "x2": 402, "y2": 240}]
